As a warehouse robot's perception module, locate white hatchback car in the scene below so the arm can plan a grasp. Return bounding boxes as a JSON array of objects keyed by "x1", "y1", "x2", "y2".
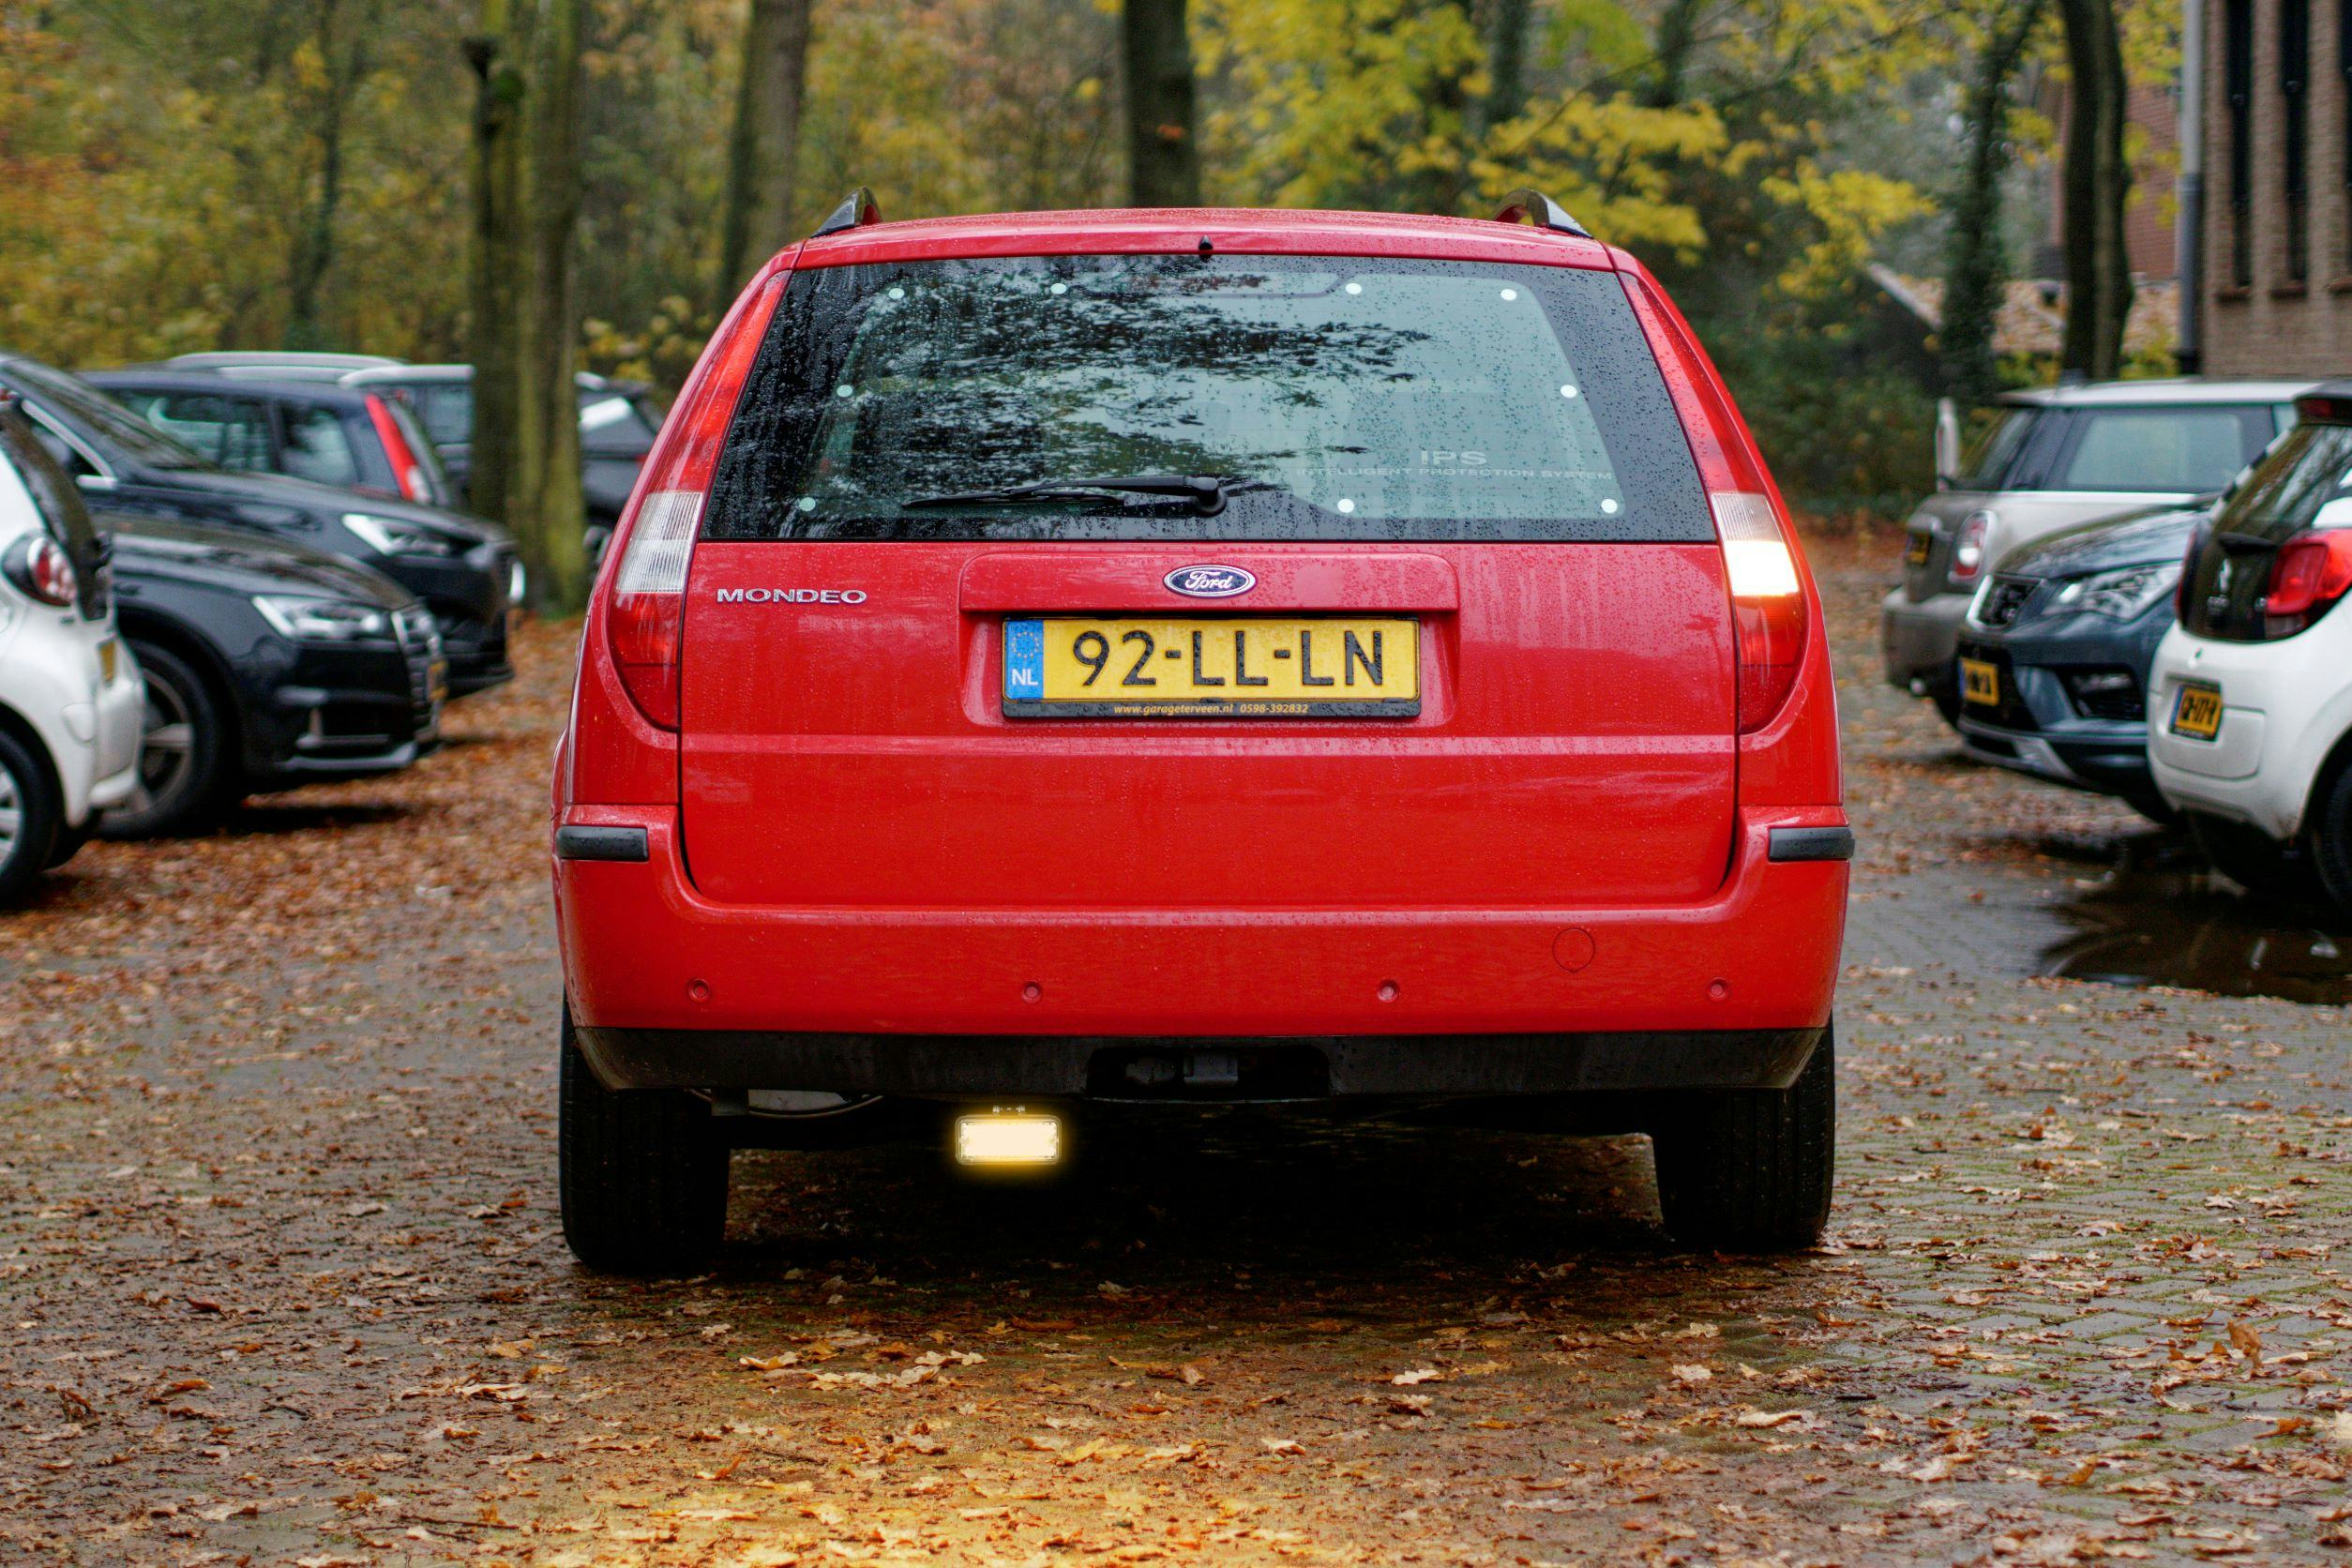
[
  {"x1": 0, "y1": 400, "x2": 143, "y2": 900},
  {"x1": 2148, "y1": 384, "x2": 2352, "y2": 909}
]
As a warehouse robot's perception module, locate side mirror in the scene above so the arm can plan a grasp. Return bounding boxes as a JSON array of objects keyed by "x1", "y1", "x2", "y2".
[{"x1": 1934, "y1": 398, "x2": 1962, "y2": 490}]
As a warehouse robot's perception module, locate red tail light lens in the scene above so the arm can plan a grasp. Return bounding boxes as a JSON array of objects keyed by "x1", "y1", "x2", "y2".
[
  {"x1": 1950, "y1": 510, "x2": 1993, "y2": 581},
  {"x1": 2263, "y1": 529, "x2": 2352, "y2": 621},
  {"x1": 5, "y1": 535, "x2": 78, "y2": 607},
  {"x1": 365, "y1": 394, "x2": 429, "y2": 503},
  {"x1": 600, "y1": 274, "x2": 785, "y2": 730},
  {"x1": 1618, "y1": 269, "x2": 1814, "y2": 736}
]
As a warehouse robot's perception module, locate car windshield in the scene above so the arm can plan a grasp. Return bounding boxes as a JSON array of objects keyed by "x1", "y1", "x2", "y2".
[
  {"x1": 2212, "y1": 419, "x2": 2352, "y2": 544},
  {"x1": 5, "y1": 359, "x2": 210, "y2": 470},
  {"x1": 705, "y1": 252, "x2": 1711, "y2": 544},
  {"x1": 580, "y1": 391, "x2": 658, "y2": 456}
]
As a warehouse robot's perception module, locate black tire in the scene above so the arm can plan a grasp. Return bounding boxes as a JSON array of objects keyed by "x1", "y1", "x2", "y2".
[
  {"x1": 2307, "y1": 761, "x2": 2352, "y2": 915},
  {"x1": 559, "y1": 1005, "x2": 729, "y2": 1274},
  {"x1": 0, "y1": 728, "x2": 63, "y2": 904},
  {"x1": 1651, "y1": 1024, "x2": 1835, "y2": 1253},
  {"x1": 2187, "y1": 811, "x2": 2325, "y2": 904},
  {"x1": 2123, "y1": 792, "x2": 2182, "y2": 828},
  {"x1": 1928, "y1": 682, "x2": 1965, "y2": 730},
  {"x1": 101, "y1": 641, "x2": 234, "y2": 838}
]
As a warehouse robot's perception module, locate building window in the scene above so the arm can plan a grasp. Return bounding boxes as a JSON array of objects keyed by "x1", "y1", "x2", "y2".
[
  {"x1": 2224, "y1": 0, "x2": 2254, "y2": 287},
  {"x1": 2283, "y1": 0, "x2": 2310, "y2": 283}
]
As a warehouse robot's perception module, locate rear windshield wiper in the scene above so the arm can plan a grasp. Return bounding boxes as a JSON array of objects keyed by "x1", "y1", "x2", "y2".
[{"x1": 899, "y1": 474, "x2": 1266, "y2": 513}]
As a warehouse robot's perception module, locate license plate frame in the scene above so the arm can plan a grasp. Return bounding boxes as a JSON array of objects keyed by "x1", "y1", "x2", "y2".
[
  {"x1": 98, "y1": 638, "x2": 119, "y2": 684},
  {"x1": 1959, "y1": 656, "x2": 1999, "y2": 707},
  {"x1": 1003, "y1": 616, "x2": 1420, "y2": 719},
  {"x1": 2169, "y1": 681, "x2": 2223, "y2": 740},
  {"x1": 1906, "y1": 531, "x2": 1933, "y2": 567}
]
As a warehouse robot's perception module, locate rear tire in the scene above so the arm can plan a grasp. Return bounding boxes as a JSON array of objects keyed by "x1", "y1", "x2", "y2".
[
  {"x1": 2187, "y1": 812, "x2": 2325, "y2": 904},
  {"x1": 101, "y1": 641, "x2": 234, "y2": 838},
  {"x1": 2306, "y1": 762, "x2": 2352, "y2": 915},
  {"x1": 0, "y1": 729, "x2": 63, "y2": 904},
  {"x1": 559, "y1": 1005, "x2": 729, "y2": 1274},
  {"x1": 1651, "y1": 1024, "x2": 1834, "y2": 1253},
  {"x1": 44, "y1": 816, "x2": 95, "y2": 869}
]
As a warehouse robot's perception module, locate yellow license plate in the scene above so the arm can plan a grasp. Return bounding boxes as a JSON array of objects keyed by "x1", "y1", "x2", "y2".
[
  {"x1": 98, "y1": 638, "x2": 119, "y2": 683},
  {"x1": 1906, "y1": 531, "x2": 1933, "y2": 566},
  {"x1": 1003, "y1": 616, "x2": 1420, "y2": 718},
  {"x1": 1960, "y1": 656, "x2": 1999, "y2": 707},
  {"x1": 430, "y1": 659, "x2": 449, "y2": 703},
  {"x1": 2170, "y1": 682, "x2": 2223, "y2": 740}
]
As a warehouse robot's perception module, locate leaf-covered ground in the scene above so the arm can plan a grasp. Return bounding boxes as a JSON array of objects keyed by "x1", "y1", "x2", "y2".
[{"x1": 2, "y1": 534, "x2": 2346, "y2": 1566}]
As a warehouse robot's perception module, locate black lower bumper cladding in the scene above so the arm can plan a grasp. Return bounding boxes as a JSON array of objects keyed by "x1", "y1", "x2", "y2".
[{"x1": 572, "y1": 1025, "x2": 1827, "y2": 1099}]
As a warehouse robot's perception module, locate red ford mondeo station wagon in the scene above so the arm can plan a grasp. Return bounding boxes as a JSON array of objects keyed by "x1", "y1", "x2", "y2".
[{"x1": 551, "y1": 191, "x2": 1849, "y2": 1273}]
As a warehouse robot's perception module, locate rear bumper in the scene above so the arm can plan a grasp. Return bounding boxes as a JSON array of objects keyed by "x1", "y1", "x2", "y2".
[
  {"x1": 1879, "y1": 588, "x2": 1967, "y2": 690},
  {"x1": 573, "y1": 1022, "x2": 1826, "y2": 1095},
  {"x1": 554, "y1": 807, "x2": 1847, "y2": 1056}
]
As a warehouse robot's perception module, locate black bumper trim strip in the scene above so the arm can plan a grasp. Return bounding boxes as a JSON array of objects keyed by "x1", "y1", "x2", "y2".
[
  {"x1": 556, "y1": 825, "x2": 650, "y2": 863},
  {"x1": 1767, "y1": 825, "x2": 1854, "y2": 863},
  {"x1": 570, "y1": 1025, "x2": 1827, "y2": 1097}
]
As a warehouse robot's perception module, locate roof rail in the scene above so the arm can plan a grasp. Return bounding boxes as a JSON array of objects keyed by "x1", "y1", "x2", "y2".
[
  {"x1": 812, "y1": 188, "x2": 882, "y2": 239},
  {"x1": 1492, "y1": 188, "x2": 1591, "y2": 240}
]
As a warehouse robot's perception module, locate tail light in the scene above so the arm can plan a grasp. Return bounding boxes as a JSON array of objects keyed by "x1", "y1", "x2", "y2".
[
  {"x1": 4, "y1": 535, "x2": 78, "y2": 608},
  {"x1": 2262, "y1": 528, "x2": 2352, "y2": 625},
  {"x1": 1618, "y1": 270, "x2": 1812, "y2": 735},
  {"x1": 365, "y1": 394, "x2": 431, "y2": 503},
  {"x1": 2176, "y1": 518, "x2": 2209, "y2": 621},
  {"x1": 600, "y1": 273, "x2": 785, "y2": 729},
  {"x1": 1950, "y1": 509, "x2": 1993, "y2": 581}
]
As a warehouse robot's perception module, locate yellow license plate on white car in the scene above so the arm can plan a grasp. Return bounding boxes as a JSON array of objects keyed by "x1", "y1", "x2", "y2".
[
  {"x1": 2170, "y1": 682, "x2": 2223, "y2": 740},
  {"x1": 1003, "y1": 617, "x2": 1419, "y2": 718},
  {"x1": 98, "y1": 638, "x2": 119, "y2": 683},
  {"x1": 1960, "y1": 656, "x2": 1999, "y2": 707}
]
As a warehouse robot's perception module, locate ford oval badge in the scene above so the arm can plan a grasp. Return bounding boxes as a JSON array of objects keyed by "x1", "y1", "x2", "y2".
[{"x1": 1165, "y1": 565, "x2": 1256, "y2": 599}]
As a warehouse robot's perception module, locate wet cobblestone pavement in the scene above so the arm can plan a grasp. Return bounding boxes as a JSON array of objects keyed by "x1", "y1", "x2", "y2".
[{"x1": 3, "y1": 531, "x2": 2347, "y2": 1566}]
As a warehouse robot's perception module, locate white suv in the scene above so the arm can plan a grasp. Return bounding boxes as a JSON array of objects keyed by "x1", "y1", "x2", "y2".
[
  {"x1": 0, "y1": 400, "x2": 143, "y2": 900},
  {"x1": 2148, "y1": 384, "x2": 2352, "y2": 908}
]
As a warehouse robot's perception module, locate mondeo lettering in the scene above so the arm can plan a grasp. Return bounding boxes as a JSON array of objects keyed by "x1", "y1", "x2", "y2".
[{"x1": 715, "y1": 588, "x2": 868, "y2": 605}]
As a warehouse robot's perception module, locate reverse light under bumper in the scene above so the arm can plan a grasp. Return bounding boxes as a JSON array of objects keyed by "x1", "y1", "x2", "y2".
[{"x1": 555, "y1": 809, "x2": 1848, "y2": 1093}]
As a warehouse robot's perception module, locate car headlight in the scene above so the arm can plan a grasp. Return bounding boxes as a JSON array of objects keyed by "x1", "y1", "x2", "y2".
[
  {"x1": 2051, "y1": 562, "x2": 2181, "y2": 620},
  {"x1": 253, "y1": 594, "x2": 393, "y2": 642},
  {"x1": 342, "y1": 512, "x2": 457, "y2": 558}
]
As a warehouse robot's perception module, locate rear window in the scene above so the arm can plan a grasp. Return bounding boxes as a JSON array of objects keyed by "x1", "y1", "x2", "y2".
[
  {"x1": 0, "y1": 405, "x2": 106, "y2": 615},
  {"x1": 705, "y1": 254, "x2": 1710, "y2": 543},
  {"x1": 2051, "y1": 406, "x2": 2266, "y2": 492},
  {"x1": 406, "y1": 384, "x2": 475, "y2": 447},
  {"x1": 2211, "y1": 418, "x2": 2352, "y2": 546},
  {"x1": 114, "y1": 391, "x2": 275, "y2": 471},
  {"x1": 1957, "y1": 407, "x2": 2040, "y2": 490},
  {"x1": 280, "y1": 404, "x2": 362, "y2": 489}
]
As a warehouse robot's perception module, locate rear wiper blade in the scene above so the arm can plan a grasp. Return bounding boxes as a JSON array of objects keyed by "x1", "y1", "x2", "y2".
[{"x1": 899, "y1": 475, "x2": 1264, "y2": 512}]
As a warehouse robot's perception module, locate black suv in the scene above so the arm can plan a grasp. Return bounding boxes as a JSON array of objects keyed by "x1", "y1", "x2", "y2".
[
  {"x1": 0, "y1": 354, "x2": 517, "y2": 695},
  {"x1": 86, "y1": 369, "x2": 457, "y2": 510},
  {"x1": 105, "y1": 516, "x2": 445, "y2": 836}
]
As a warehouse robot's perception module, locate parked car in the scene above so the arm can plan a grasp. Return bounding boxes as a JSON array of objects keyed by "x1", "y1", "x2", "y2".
[
  {"x1": 0, "y1": 400, "x2": 144, "y2": 899},
  {"x1": 341, "y1": 365, "x2": 662, "y2": 557},
  {"x1": 157, "y1": 351, "x2": 402, "y2": 382},
  {"x1": 1884, "y1": 380, "x2": 2312, "y2": 723},
  {"x1": 1952, "y1": 503, "x2": 2203, "y2": 820},
  {"x1": 2149, "y1": 382, "x2": 2352, "y2": 910},
  {"x1": 0, "y1": 354, "x2": 519, "y2": 694},
  {"x1": 550, "y1": 194, "x2": 1850, "y2": 1272},
  {"x1": 103, "y1": 515, "x2": 445, "y2": 836},
  {"x1": 86, "y1": 369, "x2": 456, "y2": 510}
]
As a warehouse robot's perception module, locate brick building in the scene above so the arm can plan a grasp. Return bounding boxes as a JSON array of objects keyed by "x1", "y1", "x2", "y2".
[{"x1": 2200, "y1": 0, "x2": 2352, "y2": 375}]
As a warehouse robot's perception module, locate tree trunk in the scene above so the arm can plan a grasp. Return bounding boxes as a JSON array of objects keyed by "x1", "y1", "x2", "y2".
[
  {"x1": 1939, "y1": 0, "x2": 2045, "y2": 406},
  {"x1": 715, "y1": 0, "x2": 813, "y2": 313},
  {"x1": 2057, "y1": 0, "x2": 2133, "y2": 380},
  {"x1": 1642, "y1": 0, "x2": 1708, "y2": 109},
  {"x1": 467, "y1": 0, "x2": 589, "y2": 611},
  {"x1": 1477, "y1": 0, "x2": 1533, "y2": 137},
  {"x1": 1122, "y1": 0, "x2": 1199, "y2": 206},
  {"x1": 286, "y1": 0, "x2": 373, "y2": 350}
]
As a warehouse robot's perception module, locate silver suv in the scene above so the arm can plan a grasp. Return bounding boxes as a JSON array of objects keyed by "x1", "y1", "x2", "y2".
[{"x1": 1882, "y1": 380, "x2": 2311, "y2": 722}]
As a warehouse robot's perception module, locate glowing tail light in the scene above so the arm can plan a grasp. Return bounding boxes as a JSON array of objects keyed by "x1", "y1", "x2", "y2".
[{"x1": 600, "y1": 274, "x2": 784, "y2": 729}]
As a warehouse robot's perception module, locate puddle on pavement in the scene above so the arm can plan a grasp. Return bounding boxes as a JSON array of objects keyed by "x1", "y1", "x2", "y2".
[{"x1": 2039, "y1": 837, "x2": 2352, "y2": 1004}]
